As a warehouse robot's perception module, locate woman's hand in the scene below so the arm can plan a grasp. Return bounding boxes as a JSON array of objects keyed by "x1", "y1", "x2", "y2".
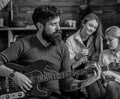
[
  {"x1": 103, "y1": 70, "x2": 120, "y2": 83},
  {"x1": 103, "y1": 70, "x2": 114, "y2": 76},
  {"x1": 75, "y1": 49, "x2": 88, "y2": 61},
  {"x1": 12, "y1": 72, "x2": 33, "y2": 93},
  {"x1": 70, "y1": 62, "x2": 101, "y2": 91},
  {"x1": 81, "y1": 49, "x2": 89, "y2": 56}
]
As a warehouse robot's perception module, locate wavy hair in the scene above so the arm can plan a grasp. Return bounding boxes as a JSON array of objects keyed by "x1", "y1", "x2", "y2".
[
  {"x1": 32, "y1": 5, "x2": 60, "y2": 26},
  {"x1": 81, "y1": 13, "x2": 104, "y2": 61},
  {"x1": 105, "y1": 26, "x2": 120, "y2": 38}
]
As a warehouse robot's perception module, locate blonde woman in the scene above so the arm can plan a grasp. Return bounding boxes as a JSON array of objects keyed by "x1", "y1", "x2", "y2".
[{"x1": 99, "y1": 26, "x2": 120, "y2": 99}]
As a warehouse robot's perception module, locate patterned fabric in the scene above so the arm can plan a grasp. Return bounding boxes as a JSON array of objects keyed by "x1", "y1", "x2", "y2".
[
  {"x1": 99, "y1": 49, "x2": 120, "y2": 72},
  {"x1": 66, "y1": 29, "x2": 102, "y2": 62}
]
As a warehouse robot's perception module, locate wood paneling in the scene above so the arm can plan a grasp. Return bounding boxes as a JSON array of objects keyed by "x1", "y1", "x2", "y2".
[
  {"x1": 14, "y1": 0, "x2": 83, "y2": 6},
  {"x1": 12, "y1": 0, "x2": 84, "y2": 26}
]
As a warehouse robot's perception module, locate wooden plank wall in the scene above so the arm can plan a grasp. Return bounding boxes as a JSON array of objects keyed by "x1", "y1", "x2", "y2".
[{"x1": 12, "y1": 0, "x2": 85, "y2": 26}]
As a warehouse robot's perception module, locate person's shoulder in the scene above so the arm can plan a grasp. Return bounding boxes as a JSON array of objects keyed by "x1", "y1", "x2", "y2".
[
  {"x1": 19, "y1": 34, "x2": 37, "y2": 47},
  {"x1": 59, "y1": 41, "x2": 67, "y2": 47},
  {"x1": 20, "y1": 34, "x2": 36, "y2": 43},
  {"x1": 66, "y1": 30, "x2": 79, "y2": 43},
  {"x1": 67, "y1": 31, "x2": 78, "y2": 39},
  {"x1": 67, "y1": 34, "x2": 74, "y2": 40},
  {"x1": 21, "y1": 34, "x2": 35, "y2": 40}
]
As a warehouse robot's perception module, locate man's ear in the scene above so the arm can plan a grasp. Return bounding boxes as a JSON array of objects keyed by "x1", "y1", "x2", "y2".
[{"x1": 36, "y1": 22, "x2": 44, "y2": 32}]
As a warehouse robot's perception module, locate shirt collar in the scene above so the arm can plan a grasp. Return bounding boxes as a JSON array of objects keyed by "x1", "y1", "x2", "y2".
[
  {"x1": 74, "y1": 29, "x2": 84, "y2": 44},
  {"x1": 36, "y1": 31, "x2": 51, "y2": 47}
]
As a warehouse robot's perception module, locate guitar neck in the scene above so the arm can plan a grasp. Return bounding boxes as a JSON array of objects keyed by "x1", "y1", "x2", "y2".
[
  {"x1": 37, "y1": 68, "x2": 93, "y2": 83},
  {"x1": 0, "y1": 70, "x2": 83, "y2": 91},
  {"x1": 38, "y1": 70, "x2": 80, "y2": 82},
  {"x1": 101, "y1": 66, "x2": 109, "y2": 71}
]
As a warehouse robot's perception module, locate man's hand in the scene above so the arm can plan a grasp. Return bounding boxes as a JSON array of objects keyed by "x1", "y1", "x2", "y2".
[
  {"x1": 12, "y1": 72, "x2": 33, "y2": 93},
  {"x1": 82, "y1": 62, "x2": 101, "y2": 87},
  {"x1": 71, "y1": 62, "x2": 101, "y2": 91}
]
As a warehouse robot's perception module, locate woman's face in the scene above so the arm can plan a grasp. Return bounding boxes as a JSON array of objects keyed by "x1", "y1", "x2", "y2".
[
  {"x1": 83, "y1": 20, "x2": 98, "y2": 35},
  {"x1": 106, "y1": 35, "x2": 119, "y2": 50}
]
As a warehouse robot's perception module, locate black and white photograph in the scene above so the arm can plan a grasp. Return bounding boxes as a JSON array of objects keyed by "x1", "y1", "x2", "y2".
[{"x1": 0, "y1": 0, "x2": 120, "y2": 99}]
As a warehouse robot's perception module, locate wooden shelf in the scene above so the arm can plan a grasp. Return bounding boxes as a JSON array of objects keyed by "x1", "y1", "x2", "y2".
[
  {"x1": 0, "y1": 26, "x2": 76, "y2": 31},
  {"x1": 0, "y1": 26, "x2": 76, "y2": 46}
]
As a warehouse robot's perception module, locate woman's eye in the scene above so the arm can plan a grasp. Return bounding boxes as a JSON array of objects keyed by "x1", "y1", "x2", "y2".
[
  {"x1": 108, "y1": 39, "x2": 112, "y2": 42},
  {"x1": 89, "y1": 24, "x2": 93, "y2": 27},
  {"x1": 51, "y1": 24, "x2": 55, "y2": 26}
]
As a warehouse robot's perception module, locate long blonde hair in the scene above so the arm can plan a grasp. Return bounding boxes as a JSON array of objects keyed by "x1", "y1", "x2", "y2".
[
  {"x1": 81, "y1": 13, "x2": 104, "y2": 61},
  {"x1": 105, "y1": 26, "x2": 120, "y2": 38}
]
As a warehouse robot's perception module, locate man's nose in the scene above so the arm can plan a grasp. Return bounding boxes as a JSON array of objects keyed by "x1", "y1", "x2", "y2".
[
  {"x1": 56, "y1": 25, "x2": 60, "y2": 30},
  {"x1": 55, "y1": 29, "x2": 62, "y2": 34},
  {"x1": 56, "y1": 23, "x2": 60, "y2": 29},
  {"x1": 106, "y1": 41, "x2": 109, "y2": 45}
]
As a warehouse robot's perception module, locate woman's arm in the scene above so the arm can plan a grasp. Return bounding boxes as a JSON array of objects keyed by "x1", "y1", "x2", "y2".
[{"x1": 103, "y1": 70, "x2": 120, "y2": 83}]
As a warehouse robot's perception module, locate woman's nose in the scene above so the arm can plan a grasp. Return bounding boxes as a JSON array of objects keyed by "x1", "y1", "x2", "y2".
[
  {"x1": 89, "y1": 27, "x2": 94, "y2": 32},
  {"x1": 92, "y1": 27, "x2": 96, "y2": 32}
]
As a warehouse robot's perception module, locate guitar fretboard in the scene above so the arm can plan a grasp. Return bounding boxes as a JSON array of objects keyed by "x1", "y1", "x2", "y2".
[{"x1": 37, "y1": 68, "x2": 93, "y2": 82}]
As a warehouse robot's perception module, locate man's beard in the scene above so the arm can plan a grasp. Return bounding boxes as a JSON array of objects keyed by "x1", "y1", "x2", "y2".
[{"x1": 42, "y1": 29, "x2": 62, "y2": 45}]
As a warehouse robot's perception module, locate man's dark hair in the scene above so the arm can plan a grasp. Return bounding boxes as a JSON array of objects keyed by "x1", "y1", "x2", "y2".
[{"x1": 32, "y1": 5, "x2": 60, "y2": 26}]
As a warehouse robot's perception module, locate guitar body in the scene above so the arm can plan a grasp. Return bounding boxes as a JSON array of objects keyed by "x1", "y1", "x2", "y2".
[
  {"x1": 0, "y1": 60, "x2": 94, "y2": 99},
  {"x1": 0, "y1": 60, "x2": 53, "y2": 99}
]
